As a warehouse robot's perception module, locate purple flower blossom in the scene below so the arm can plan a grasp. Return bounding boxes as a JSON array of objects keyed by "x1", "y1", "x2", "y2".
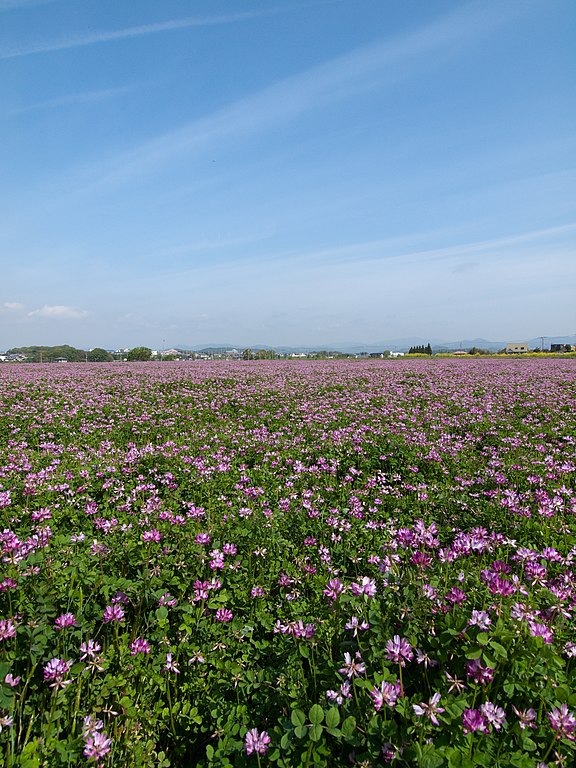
[
  {"x1": 445, "y1": 672, "x2": 466, "y2": 694},
  {"x1": 528, "y1": 621, "x2": 554, "y2": 643},
  {"x1": 512, "y1": 706, "x2": 536, "y2": 730},
  {"x1": 102, "y1": 604, "x2": 125, "y2": 623},
  {"x1": 164, "y1": 653, "x2": 180, "y2": 674},
  {"x1": 468, "y1": 610, "x2": 491, "y2": 630},
  {"x1": 129, "y1": 638, "x2": 151, "y2": 655},
  {"x1": 369, "y1": 680, "x2": 401, "y2": 711},
  {"x1": 0, "y1": 619, "x2": 17, "y2": 641},
  {"x1": 385, "y1": 635, "x2": 414, "y2": 666},
  {"x1": 326, "y1": 680, "x2": 352, "y2": 705},
  {"x1": 141, "y1": 528, "x2": 161, "y2": 543},
  {"x1": 345, "y1": 616, "x2": 370, "y2": 636},
  {"x1": 548, "y1": 703, "x2": 576, "y2": 741},
  {"x1": 4, "y1": 673, "x2": 20, "y2": 687},
  {"x1": 413, "y1": 693, "x2": 445, "y2": 725},
  {"x1": 215, "y1": 608, "x2": 233, "y2": 623},
  {"x1": 55, "y1": 612, "x2": 76, "y2": 630},
  {"x1": 481, "y1": 701, "x2": 506, "y2": 730},
  {"x1": 323, "y1": 578, "x2": 345, "y2": 603},
  {"x1": 244, "y1": 728, "x2": 271, "y2": 756},
  {"x1": 158, "y1": 592, "x2": 177, "y2": 607},
  {"x1": 0, "y1": 713, "x2": 14, "y2": 732},
  {"x1": 83, "y1": 730, "x2": 112, "y2": 762},
  {"x1": 465, "y1": 658, "x2": 495, "y2": 685},
  {"x1": 43, "y1": 658, "x2": 73, "y2": 689},
  {"x1": 339, "y1": 651, "x2": 366, "y2": 678},
  {"x1": 462, "y1": 708, "x2": 489, "y2": 734},
  {"x1": 80, "y1": 639, "x2": 102, "y2": 659},
  {"x1": 350, "y1": 576, "x2": 377, "y2": 598}
]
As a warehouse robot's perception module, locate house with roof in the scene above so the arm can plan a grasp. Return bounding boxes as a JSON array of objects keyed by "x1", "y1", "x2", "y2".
[{"x1": 505, "y1": 342, "x2": 529, "y2": 354}]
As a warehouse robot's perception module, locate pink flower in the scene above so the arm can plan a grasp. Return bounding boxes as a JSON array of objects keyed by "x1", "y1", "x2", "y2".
[
  {"x1": 528, "y1": 621, "x2": 554, "y2": 643},
  {"x1": 345, "y1": 616, "x2": 370, "y2": 636},
  {"x1": 548, "y1": 703, "x2": 576, "y2": 741},
  {"x1": 326, "y1": 680, "x2": 352, "y2": 705},
  {"x1": 142, "y1": 528, "x2": 161, "y2": 543},
  {"x1": 43, "y1": 658, "x2": 73, "y2": 689},
  {"x1": 385, "y1": 636, "x2": 413, "y2": 666},
  {"x1": 512, "y1": 706, "x2": 536, "y2": 730},
  {"x1": 80, "y1": 639, "x2": 102, "y2": 659},
  {"x1": 413, "y1": 693, "x2": 445, "y2": 725},
  {"x1": 244, "y1": 728, "x2": 271, "y2": 756},
  {"x1": 339, "y1": 651, "x2": 365, "y2": 678},
  {"x1": 369, "y1": 680, "x2": 401, "y2": 711},
  {"x1": 481, "y1": 701, "x2": 506, "y2": 730},
  {"x1": 83, "y1": 730, "x2": 112, "y2": 762},
  {"x1": 468, "y1": 610, "x2": 491, "y2": 630},
  {"x1": 0, "y1": 619, "x2": 17, "y2": 641},
  {"x1": 164, "y1": 653, "x2": 180, "y2": 674},
  {"x1": 462, "y1": 708, "x2": 489, "y2": 734},
  {"x1": 323, "y1": 578, "x2": 345, "y2": 603},
  {"x1": 129, "y1": 638, "x2": 151, "y2": 655},
  {"x1": 350, "y1": 576, "x2": 377, "y2": 598},
  {"x1": 55, "y1": 612, "x2": 76, "y2": 630},
  {"x1": 465, "y1": 658, "x2": 494, "y2": 685},
  {"x1": 102, "y1": 604, "x2": 124, "y2": 623},
  {"x1": 215, "y1": 608, "x2": 233, "y2": 623}
]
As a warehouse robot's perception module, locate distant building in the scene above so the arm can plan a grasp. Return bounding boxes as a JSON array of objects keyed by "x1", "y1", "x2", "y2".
[
  {"x1": 550, "y1": 344, "x2": 575, "y2": 353},
  {"x1": 505, "y1": 343, "x2": 529, "y2": 354}
]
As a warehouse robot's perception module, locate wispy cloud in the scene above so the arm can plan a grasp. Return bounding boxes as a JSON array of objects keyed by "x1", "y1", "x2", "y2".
[
  {"x1": 0, "y1": 0, "x2": 59, "y2": 12},
  {"x1": 6, "y1": 85, "x2": 134, "y2": 116},
  {"x1": 250, "y1": 223, "x2": 576, "y2": 273},
  {"x1": 3, "y1": 301, "x2": 25, "y2": 310},
  {"x1": 28, "y1": 304, "x2": 88, "y2": 319},
  {"x1": 0, "y1": 7, "x2": 293, "y2": 60},
  {"x1": 61, "y1": 1, "x2": 533, "y2": 191}
]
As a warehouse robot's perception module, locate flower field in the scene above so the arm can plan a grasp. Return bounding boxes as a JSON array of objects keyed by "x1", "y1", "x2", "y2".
[{"x1": 1, "y1": 359, "x2": 575, "y2": 768}]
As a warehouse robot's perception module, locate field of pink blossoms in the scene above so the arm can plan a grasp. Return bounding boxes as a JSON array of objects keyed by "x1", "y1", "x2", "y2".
[{"x1": 0, "y1": 359, "x2": 575, "y2": 768}]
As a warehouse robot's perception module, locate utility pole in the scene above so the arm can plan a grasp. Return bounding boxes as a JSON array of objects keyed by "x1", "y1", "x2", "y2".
[{"x1": 540, "y1": 336, "x2": 544, "y2": 352}]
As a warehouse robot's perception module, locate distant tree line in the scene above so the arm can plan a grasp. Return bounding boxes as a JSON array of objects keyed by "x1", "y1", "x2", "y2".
[
  {"x1": 6, "y1": 345, "x2": 114, "y2": 362},
  {"x1": 407, "y1": 344, "x2": 432, "y2": 355}
]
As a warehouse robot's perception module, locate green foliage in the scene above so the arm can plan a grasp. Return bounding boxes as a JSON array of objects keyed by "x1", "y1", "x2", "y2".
[
  {"x1": 408, "y1": 343, "x2": 433, "y2": 355},
  {"x1": 127, "y1": 346, "x2": 153, "y2": 361},
  {"x1": 87, "y1": 347, "x2": 114, "y2": 362},
  {"x1": 6, "y1": 344, "x2": 87, "y2": 362}
]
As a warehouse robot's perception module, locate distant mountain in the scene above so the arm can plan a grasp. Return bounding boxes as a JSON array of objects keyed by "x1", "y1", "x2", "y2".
[{"x1": 169, "y1": 335, "x2": 576, "y2": 355}]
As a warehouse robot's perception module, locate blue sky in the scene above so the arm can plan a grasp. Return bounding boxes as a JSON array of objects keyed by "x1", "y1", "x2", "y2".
[{"x1": 1, "y1": 0, "x2": 575, "y2": 349}]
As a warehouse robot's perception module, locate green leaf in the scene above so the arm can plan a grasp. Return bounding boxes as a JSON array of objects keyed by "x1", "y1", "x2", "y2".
[
  {"x1": 465, "y1": 647, "x2": 483, "y2": 660},
  {"x1": 476, "y1": 632, "x2": 489, "y2": 646},
  {"x1": 325, "y1": 707, "x2": 340, "y2": 729},
  {"x1": 510, "y1": 753, "x2": 536, "y2": 768},
  {"x1": 309, "y1": 704, "x2": 324, "y2": 725},
  {"x1": 341, "y1": 716, "x2": 356, "y2": 739},
  {"x1": 298, "y1": 643, "x2": 310, "y2": 658},
  {"x1": 446, "y1": 748, "x2": 474, "y2": 768},
  {"x1": 294, "y1": 725, "x2": 308, "y2": 739},
  {"x1": 489, "y1": 640, "x2": 507, "y2": 659},
  {"x1": 309, "y1": 723, "x2": 323, "y2": 742},
  {"x1": 156, "y1": 605, "x2": 169, "y2": 621},
  {"x1": 291, "y1": 709, "x2": 306, "y2": 727},
  {"x1": 519, "y1": 732, "x2": 537, "y2": 751}
]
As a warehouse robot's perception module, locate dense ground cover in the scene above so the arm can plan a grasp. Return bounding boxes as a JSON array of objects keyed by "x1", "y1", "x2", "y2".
[{"x1": 0, "y1": 359, "x2": 575, "y2": 768}]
